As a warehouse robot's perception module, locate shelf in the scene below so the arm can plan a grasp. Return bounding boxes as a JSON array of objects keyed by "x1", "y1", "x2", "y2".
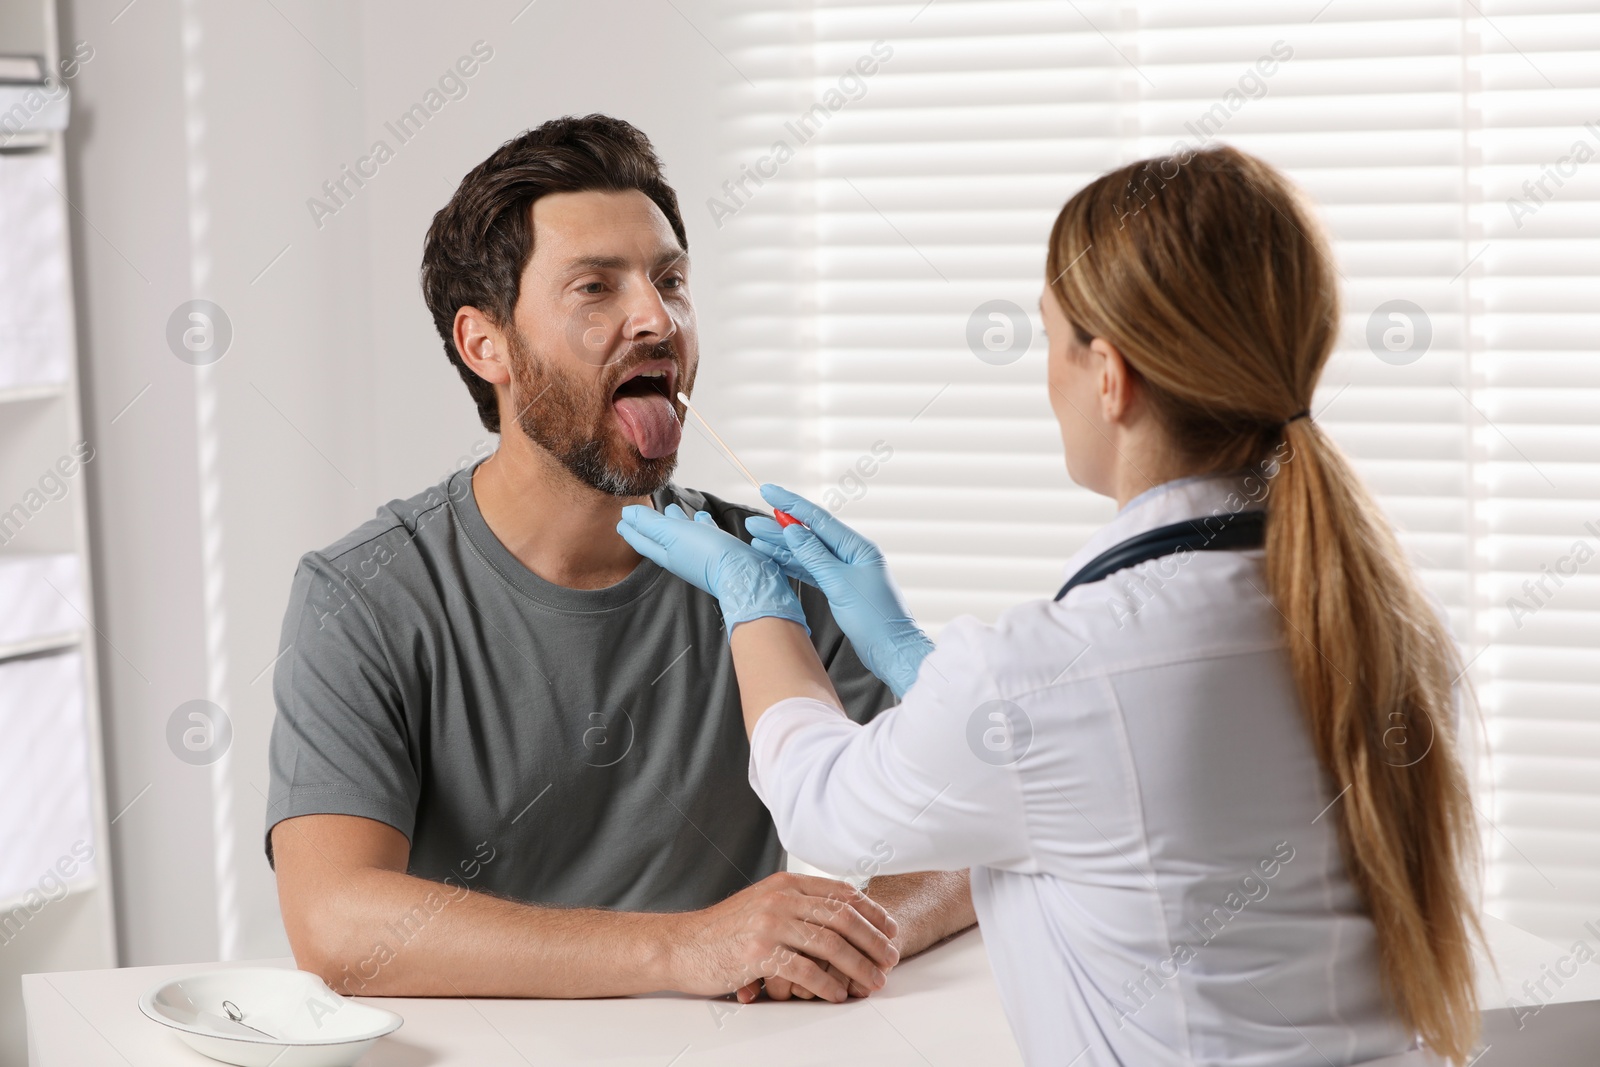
[
  {"x1": 0, "y1": 630, "x2": 79, "y2": 664},
  {"x1": 0, "y1": 382, "x2": 64, "y2": 405},
  {"x1": 0, "y1": 5, "x2": 118, "y2": 1059},
  {"x1": 0, "y1": 131, "x2": 49, "y2": 151}
]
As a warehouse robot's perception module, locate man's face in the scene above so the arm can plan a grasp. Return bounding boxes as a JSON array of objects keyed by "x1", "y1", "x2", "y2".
[{"x1": 503, "y1": 188, "x2": 698, "y2": 496}]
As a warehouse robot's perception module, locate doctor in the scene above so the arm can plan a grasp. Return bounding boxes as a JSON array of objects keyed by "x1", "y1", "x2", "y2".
[{"x1": 618, "y1": 145, "x2": 1481, "y2": 1066}]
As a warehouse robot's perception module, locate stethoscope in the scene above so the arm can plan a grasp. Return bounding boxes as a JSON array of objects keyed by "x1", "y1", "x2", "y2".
[{"x1": 1053, "y1": 509, "x2": 1266, "y2": 602}]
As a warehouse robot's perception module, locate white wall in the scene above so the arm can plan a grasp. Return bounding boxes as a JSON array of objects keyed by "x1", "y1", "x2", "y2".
[{"x1": 63, "y1": 0, "x2": 743, "y2": 966}]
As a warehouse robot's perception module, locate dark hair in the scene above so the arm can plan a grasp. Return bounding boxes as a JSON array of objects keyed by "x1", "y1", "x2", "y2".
[{"x1": 420, "y1": 114, "x2": 689, "y2": 432}]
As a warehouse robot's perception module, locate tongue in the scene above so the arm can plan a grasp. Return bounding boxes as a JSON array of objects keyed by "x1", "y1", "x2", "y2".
[{"x1": 612, "y1": 393, "x2": 682, "y2": 459}]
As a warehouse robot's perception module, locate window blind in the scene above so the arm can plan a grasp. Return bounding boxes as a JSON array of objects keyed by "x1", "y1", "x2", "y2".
[{"x1": 705, "y1": 0, "x2": 1600, "y2": 946}]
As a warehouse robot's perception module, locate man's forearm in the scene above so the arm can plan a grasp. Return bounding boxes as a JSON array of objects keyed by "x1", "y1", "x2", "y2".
[
  {"x1": 297, "y1": 865, "x2": 678, "y2": 998},
  {"x1": 277, "y1": 812, "x2": 901, "y2": 1006},
  {"x1": 866, "y1": 869, "x2": 976, "y2": 959}
]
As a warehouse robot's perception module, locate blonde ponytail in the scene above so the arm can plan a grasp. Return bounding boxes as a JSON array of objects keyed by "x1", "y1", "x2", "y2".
[
  {"x1": 1048, "y1": 145, "x2": 1482, "y2": 1062},
  {"x1": 1270, "y1": 416, "x2": 1482, "y2": 1058}
]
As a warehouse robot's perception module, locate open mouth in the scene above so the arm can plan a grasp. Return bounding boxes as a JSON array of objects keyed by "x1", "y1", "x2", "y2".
[
  {"x1": 611, "y1": 363, "x2": 675, "y2": 404},
  {"x1": 609, "y1": 360, "x2": 682, "y2": 460}
]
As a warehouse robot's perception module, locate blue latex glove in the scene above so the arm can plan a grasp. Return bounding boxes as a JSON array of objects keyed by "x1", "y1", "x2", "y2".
[
  {"x1": 616, "y1": 503, "x2": 810, "y2": 636},
  {"x1": 745, "y1": 485, "x2": 933, "y2": 698}
]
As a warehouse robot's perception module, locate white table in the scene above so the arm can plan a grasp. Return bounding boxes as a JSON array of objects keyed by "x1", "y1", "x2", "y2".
[
  {"x1": 24, "y1": 917, "x2": 1600, "y2": 1065},
  {"x1": 23, "y1": 926, "x2": 1021, "y2": 1066}
]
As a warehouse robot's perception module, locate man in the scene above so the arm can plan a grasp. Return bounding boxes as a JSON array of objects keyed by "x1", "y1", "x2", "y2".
[{"x1": 266, "y1": 114, "x2": 974, "y2": 1004}]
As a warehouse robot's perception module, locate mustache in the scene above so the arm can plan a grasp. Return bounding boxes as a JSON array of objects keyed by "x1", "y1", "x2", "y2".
[{"x1": 605, "y1": 340, "x2": 680, "y2": 387}]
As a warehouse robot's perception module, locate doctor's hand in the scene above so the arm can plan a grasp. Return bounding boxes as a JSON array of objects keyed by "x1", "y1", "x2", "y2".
[
  {"x1": 745, "y1": 485, "x2": 934, "y2": 698},
  {"x1": 617, "y1": 503, "x2": 809, "y2": 635},
  {"x1": 667, "y1": 872, "x2": 900, "y2": 1004}
]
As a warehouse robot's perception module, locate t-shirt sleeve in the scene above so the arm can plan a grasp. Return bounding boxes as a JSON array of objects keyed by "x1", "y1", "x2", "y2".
[{"x1": 264, "y1": 550, "x2": 419, "y2": 868}]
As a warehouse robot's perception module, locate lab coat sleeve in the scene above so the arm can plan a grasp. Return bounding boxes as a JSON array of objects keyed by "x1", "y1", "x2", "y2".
[{"x1": 748, "y1": 616, "x2": 1037, "y2": 878}]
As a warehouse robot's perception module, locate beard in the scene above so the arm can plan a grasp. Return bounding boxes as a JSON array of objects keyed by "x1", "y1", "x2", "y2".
[{"x1": 504, "y1": 327, "x2": 684, "y2": 497}]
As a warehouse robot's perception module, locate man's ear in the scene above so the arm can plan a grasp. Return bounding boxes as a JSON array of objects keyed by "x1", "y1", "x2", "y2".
[
  {"x1": 454, "y1": 306, "x2": 511, "y2": 387},
  {"x1": 1090, "y1": 336, "x2": 1137, "y2": 425}
]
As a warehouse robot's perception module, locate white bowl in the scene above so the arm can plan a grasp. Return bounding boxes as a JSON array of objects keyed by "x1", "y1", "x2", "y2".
[{"x1": 139, "y1": 967, "x2": 402, "y2": 1067}]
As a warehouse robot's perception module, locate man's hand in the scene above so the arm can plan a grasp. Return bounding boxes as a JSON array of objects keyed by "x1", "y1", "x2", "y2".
[
  {"x1": 761, "y1": 869, "x2": 978, "y2": 1002},
  {"x1": 665, "y1": 872, "x2": 900, "y2": 1004}
]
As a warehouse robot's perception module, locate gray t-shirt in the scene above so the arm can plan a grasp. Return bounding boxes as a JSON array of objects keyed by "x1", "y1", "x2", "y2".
[{"x1": 265, "y1": 460, "x2": 893, "y2": 912}]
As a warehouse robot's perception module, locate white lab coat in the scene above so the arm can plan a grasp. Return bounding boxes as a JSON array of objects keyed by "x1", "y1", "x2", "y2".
[{"x1": 749, "y1": 473, "x2": 1416, "y2": 1066}]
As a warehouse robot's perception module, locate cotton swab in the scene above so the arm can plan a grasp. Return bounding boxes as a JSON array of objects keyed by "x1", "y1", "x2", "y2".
[{"x1": 676, "y1": 391, "x2": 802, "y2": 527}]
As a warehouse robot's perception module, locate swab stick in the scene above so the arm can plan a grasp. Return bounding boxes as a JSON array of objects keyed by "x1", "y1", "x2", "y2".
[{"x1": 677, "y1": 392, "x2": 801, "y2": 527}]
